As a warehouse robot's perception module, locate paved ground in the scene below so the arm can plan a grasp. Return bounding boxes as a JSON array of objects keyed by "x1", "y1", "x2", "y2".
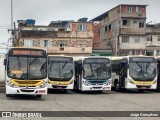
[{"x1": 0, "y1": 89, "x2": 160, "y2": 120}]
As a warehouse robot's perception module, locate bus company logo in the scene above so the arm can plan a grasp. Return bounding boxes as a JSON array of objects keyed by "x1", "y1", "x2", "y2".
[{"x1": 2, "y1": 112, "x2": 11, "y2": 117}]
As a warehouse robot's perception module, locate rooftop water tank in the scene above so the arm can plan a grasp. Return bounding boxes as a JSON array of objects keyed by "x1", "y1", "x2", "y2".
[
  {"x1": 26, "y1": 19, "x2": 36, "y2": 26},
  {"x1": 78, "y1": 18, "x2": 88, "y2": 22}
]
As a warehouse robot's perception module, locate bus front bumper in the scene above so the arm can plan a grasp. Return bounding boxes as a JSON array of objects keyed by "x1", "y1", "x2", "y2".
[
  {"x1": 6, "y1": 86, "x2": 47, "y2": 95},
  {"x1": 48, "y1": 83, "x2": 74, "y2": 90},
  {"x1": 126, "y1": 82, "x2": 157, "y2": 90},
  {"x1": 81, "y1": 85, "x2": 111, "y2": 91}
]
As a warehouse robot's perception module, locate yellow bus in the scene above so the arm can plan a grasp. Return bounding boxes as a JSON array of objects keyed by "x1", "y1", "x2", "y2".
[
  {"x1": 111, "y1": 56, "x2": 157, "y2": 92},
  {"x1": 4, "y1": 47, "x2": 48, "y2": 98},
  {"x1": 48, "y1": 55, "x2": 74, "y2": 92}
]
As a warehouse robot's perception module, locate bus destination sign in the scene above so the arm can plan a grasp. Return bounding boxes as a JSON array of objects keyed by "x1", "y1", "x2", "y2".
[{"x1": 12, "y1": 50, "x2": 43, "y2": 56}]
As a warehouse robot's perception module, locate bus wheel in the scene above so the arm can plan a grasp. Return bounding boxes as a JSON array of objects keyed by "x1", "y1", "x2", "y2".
[
  {"x1": 37, "y1": 95, "x2": 42, "y2": 98},
  {"x1": 6, "y1": 94, "x2": 12, "y2": 97},
  {"x1": 115, "y1": 82, "x2": 120, "y2": 92}
]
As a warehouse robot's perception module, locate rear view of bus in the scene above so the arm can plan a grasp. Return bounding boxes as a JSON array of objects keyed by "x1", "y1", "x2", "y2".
[
  {"x1": 4, "y1": 48, "x2": 48, "y2": 98},
  {"x1": 48, "y1": 55, "x2": 74, "y2": 91},
  {"x1": 74, "y1": 56, "x2": 112, "y2": 91}
]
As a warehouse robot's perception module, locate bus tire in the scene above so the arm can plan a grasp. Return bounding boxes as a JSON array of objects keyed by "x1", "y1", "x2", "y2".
[
  {"x1": 6, "y1": 94, "x2": 12, "y2": 97},
  {"x1": 115, "y1": 81, "x2": 121, "y2": 92},
  {"x1": 138, "y1": 89, "x2": 144, "y2": 92},
  {"x1": 37, "y1": 95, "x2": 42, "y2": 98}
]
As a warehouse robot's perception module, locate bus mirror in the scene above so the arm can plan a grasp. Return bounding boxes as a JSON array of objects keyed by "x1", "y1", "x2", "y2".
[
  {"x1": 124, "y1": 73, "x2": 127, "y2": 77},
  {"x1": 3, "y1": 59, "x2": 6, "y2": 65}
]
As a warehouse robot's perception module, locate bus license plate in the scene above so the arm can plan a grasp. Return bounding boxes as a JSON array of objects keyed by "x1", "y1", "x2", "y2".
[
  {"x1": 56, "y1": 87, "x2": 62, "y2": 89},
  {"x1": 140, "y1": 87, "x2": 146, "y2": 89}
]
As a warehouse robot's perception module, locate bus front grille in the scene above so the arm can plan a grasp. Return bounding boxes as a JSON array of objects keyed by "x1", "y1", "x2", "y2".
[
  {"x1": 92, "y1": 87, "x2": 102, "y2": 89},
  {"x1": 136, "y1": 85, "x2": 151, "y2": 89},
  {"x1": 20, "y1": 89, "x2": 34, "y2": 92}
]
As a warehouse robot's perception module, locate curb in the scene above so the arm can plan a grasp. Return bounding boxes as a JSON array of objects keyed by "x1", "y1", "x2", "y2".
[
  {"x1": 0, "y1": 82, "x2": 5, "y2": 93},
  {"x1": 0, "y1": 82, "x2": 5, "y2": 87},
  {"x1": 0, "y1": 87, "x2": 5, "y2": 93}
]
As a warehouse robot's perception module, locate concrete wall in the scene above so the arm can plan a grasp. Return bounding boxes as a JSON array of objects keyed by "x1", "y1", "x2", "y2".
[
  {"x1": 0, "y1": 58, "x2": 5, "y2": 82},
  {"x1": 119, "y1": 36, "x2": 146, "y2": 49}
]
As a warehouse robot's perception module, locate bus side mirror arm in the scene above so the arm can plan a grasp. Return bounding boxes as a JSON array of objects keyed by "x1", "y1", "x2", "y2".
[{"x1": 4, "y1": 59, "x2": 6, "y2": 66}]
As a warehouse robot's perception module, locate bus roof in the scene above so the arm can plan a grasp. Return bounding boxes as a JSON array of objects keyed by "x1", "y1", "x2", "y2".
[
  {"x1": 73, "y1": 56, "x2": 111, "y2": 61},
  {"x1": 8, "y1": 47, "x2": 46, "y2": 51}
]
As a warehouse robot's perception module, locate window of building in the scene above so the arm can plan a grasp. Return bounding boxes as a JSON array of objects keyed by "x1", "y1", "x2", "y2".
[
  {"x1": 57, "y1": 40, "x2": 68, "y2": 47},
  {"x1": 40, "y1": 40, "x2": 52, "y2": 47},
  {"x1": 76, "y1": 40, "x2": 87, "y2": 47},
  {"x1": 158, "y1": 36, "x2": 160, "y2": 41},
  {"x1": 77, "y1": 24, "x2": 88, "y2": 31},
  {"x1": 133, "y1": 21, "x2": 137, "y2": 24},
  {"x1": 127, "y1": 6, "x2": 132, "y2": 12},
  {"x1": 24, "y1": 40, "x2": 33, "y2": 47},
  {"x1": 157, "y1": 50, "x2": 160, "y2": 56},
  {"x1": 105, "y1": 26, "x2": 108, "y2": 32},
  {"x1": 122, "y1": 36, "x2": 129, "y2": 43},
  {"x1": 146, "y1": 36, "x2": 152, "y2": 41},
  {"x1": 134, "y1": 36, "x2": 140, "y2": 43},
  {"x1": 108, "y1": 24, "x2": 111, "y2": 31},
  {"x1": 139, "y1": 21, "x2": 144, "y2": 28},
  {"x1": 136, "y1": 6, "x2": 141, "y2": 12},
  {"x1": 122, "y1": 20, "x2": 130, "y2": 27}
]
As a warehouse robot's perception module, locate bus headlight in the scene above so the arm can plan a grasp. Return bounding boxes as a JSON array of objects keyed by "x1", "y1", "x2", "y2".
[
  {"x1": 40, "y1": 82, "x2": 46, "y2": 88},
  {"x1": 83, "y1": 81, "x2": 91, "y2": 86},
  {"x1": 128, "y1": 79, "x2": 135, "y2": 84},
  {"x1": 104, "y1": 80, "x2": 111, "y2": 85},
  {"x1": 8, "y1": 82, "x2": 17, "y2": 88},
  {"x1": 69, "y1": 80, "x2": 74, "y2": 84},
  {"x1": 153, "y1": 80, "x2": 156, "y2": 84}
]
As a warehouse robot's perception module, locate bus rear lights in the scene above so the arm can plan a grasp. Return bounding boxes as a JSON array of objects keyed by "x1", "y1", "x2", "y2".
[{"x1": 38, "y1": 90, "x2": 45, "y2": 93}]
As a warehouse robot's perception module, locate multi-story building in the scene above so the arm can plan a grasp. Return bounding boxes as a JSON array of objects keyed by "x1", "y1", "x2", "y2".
[
  {"x1": 91, "y1": 4, "x2": 147, "y2": 56},
  {"x1": 146, "y1": 23, "x2": 160, "y2": 56},
  {"x1": 12, "y1": 18, "x2": 93, "y2": 56}
]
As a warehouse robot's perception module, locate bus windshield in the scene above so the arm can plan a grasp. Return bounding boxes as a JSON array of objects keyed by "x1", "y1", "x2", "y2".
[
  {"x1": 7, "y1": 56, "x2": 47, "y2": 80},
  {"x1": 48, "y1": 57, "x2": 73, "y2": 81},
  {"x1": 83, "y1": 58, "x2": 111, "y2": 80},
  {"x1": 129, "y1": 57, "x2": 156, "y2": 81}
]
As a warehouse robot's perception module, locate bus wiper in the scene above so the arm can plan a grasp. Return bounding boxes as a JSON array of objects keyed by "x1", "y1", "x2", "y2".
[
  {"x1": 30, "y1": 58, "x2": 37, "y2": 65},
  {"x1": 49, "y1": 62, "x2": 54, "y2": 71},
  {"x1": 62, "y1": 62, "x2": 67, "y2": 71}
]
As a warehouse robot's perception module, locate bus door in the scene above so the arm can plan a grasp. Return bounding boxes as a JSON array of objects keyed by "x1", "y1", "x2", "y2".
[
  {"x1": 157, "y1": 59, "x2": 160, "y2": 89},
  {"x1": 119, "y1": 61, "x2": 127, "y2": 88},
  {"x1": 75, "y1": 60, "x2": 82, "y2": 90}
]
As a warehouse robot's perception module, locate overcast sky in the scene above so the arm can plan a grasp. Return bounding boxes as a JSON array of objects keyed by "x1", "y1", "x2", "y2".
[{"x1": 0, "y1": 0, "x2": 159, "y2": 46}]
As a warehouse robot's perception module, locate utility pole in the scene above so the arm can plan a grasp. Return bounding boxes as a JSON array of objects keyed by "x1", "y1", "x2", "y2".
[
  {"x1": 8, "y1": 0, "x2": 14, "y2": 47},
  {"x1": 11, "y1": 0, "x2": 13, "y2": 29}
]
